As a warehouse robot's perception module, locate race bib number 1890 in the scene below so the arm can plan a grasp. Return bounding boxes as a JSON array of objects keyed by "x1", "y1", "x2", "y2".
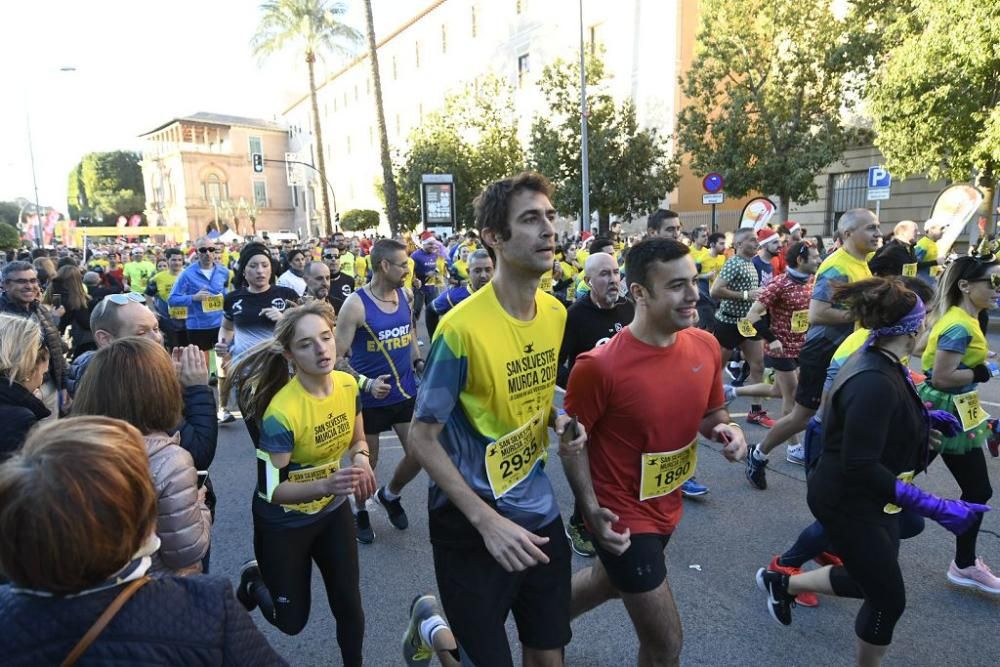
[{"x1": 639, "y1": 440, "x2": 698, "y2": 501}]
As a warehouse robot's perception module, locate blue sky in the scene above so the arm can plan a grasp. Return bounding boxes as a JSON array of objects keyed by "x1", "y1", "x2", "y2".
[{"x1": 0, "y1": 0, "x2": 424, "y2": 212}]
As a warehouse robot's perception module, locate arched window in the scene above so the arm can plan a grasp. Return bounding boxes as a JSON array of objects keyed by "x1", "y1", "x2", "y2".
[{"x1": 201, "y1": 172, "x2": 229, "y2": 203}]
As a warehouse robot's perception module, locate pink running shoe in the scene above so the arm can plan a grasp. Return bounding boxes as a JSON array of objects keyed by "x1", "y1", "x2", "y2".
[{"x1": 947, "y1": 559, "x2": 1000, "y2": 594}]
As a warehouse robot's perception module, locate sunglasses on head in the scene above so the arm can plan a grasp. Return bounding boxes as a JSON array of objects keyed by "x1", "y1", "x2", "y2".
[{"x1": 103, "y1": 293, "x2": 146, "y2": 306}]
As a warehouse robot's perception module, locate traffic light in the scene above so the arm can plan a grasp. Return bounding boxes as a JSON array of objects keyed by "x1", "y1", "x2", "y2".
[{"x1": 252, "y1": 152, "x2": 264, "y2": 173}]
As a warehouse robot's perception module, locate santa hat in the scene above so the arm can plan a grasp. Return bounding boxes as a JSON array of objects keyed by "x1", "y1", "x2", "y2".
[
  {"x1": 419, "y1": 231, "x2": 435, "y2": 241},
  {"x1": 757, "y1": 228, "x2": 779, "y2": 244},
  {"x1": 783, "y1": 220, "x2": 802, "y2": 234}
]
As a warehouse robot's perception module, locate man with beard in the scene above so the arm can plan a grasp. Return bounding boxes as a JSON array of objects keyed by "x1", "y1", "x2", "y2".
[{"x1": 335, "y1": 239, "x2": 424, "y2": 544}]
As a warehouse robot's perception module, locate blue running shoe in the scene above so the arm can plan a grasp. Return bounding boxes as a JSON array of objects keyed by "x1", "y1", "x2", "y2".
[{"x1": 681, "y1": 478, "x2": 709, "y2": 497}]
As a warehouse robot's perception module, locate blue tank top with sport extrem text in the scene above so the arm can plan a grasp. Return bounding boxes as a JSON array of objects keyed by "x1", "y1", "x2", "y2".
[{"x1": 350, "y1": 287, "x2": 418, "y2": 408}]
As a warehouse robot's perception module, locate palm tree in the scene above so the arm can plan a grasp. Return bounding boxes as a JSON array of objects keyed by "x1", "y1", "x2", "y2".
[
  {"x1": 251, "y1": 0, "x2": 361, "y2": 237},
  {"x1": 363, "y1": 0, "x2": 401, "y2": 236}
]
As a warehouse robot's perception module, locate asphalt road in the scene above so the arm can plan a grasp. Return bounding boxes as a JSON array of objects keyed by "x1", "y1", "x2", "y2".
[{"x1": 206, "y1": 332, "x2": 1000, "y2": 666}]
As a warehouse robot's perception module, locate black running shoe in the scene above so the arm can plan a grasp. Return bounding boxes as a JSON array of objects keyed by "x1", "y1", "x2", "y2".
[
  {"x1": 745, "y1": 445, "x2": 769, "y2": 490},
  {"x1": 356, "y1": 509, "x2": 375, "y2": 544},
  {"x1": 756, "y1": 568, "x2": 795, "y2": 626},
  {"x1": 237, "y1": 559, "x2": 260, "y2": 612},
  {"x1": 375, "y1": 485, "x2": 409, "y2": 530}
]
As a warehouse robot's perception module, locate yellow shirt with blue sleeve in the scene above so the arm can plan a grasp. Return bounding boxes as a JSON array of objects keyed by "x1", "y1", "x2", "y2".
[
  {"x1": 414, "y1": 282, "x2": 565, "y2": 545},
  {"x1": 256, "y1": 371, "x2": 360, "y2": 526}
]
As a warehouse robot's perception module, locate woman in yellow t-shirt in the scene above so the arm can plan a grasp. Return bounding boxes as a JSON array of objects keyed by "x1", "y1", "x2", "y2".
[
  {"x1": 225, "y1": 301, "x2": 375, "y2": 665},
  {"x1": 917, "y1": 256, "x2": 1000, "y2": 593}
]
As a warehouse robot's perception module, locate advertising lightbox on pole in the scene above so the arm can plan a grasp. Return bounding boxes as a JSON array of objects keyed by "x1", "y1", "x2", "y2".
[{"x1": 421, "y1": 174, "x2": 455, "y2": 238}]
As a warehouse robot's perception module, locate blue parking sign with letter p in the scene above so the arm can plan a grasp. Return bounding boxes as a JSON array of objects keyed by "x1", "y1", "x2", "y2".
[{"x1": 868, "y1": 166, "x2": 891, "y2": 189}]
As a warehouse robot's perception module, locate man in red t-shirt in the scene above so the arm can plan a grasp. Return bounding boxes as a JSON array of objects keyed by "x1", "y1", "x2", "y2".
[
  {"x1": 562, "y1": 237, "x2": 747, "y2": 666},
  {"x1": 726, "y1": 240, "x2": 821, "y2": 465}
]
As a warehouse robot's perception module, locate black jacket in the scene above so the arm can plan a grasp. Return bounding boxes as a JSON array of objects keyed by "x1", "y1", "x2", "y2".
[
  {"x1": 868, "y1": 238, "x2": 936, "y2": 277},
  {"x1": 808, "y1": 346, "x2": 929, "y2": 524},
  {"x1": 0, "y1": 575, "x2": 286, "y2": 666},
  {"x1": 557, "y1": 294, "x2": 635, "y2": 387},
  {"x1": 0, "y1": 378, "x2": 51, "y2": 457},
  {"x1": 0, "y1": 294, "x2": 66, "y2": 390}
]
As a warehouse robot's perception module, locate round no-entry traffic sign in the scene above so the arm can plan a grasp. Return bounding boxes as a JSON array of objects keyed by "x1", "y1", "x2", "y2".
[{"x1": 703, "y1": 172, "x2": 724, "y2": 193}]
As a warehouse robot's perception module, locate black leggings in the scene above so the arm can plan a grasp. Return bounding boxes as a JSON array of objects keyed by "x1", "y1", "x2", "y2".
[
  {"x1": 821, "y1": 513, "x2": 904, "y2": 646},
  {"x1": 932, "y1": 448, "x2": 993, "y2": 568},
  {"x1": 251, "y1": 501, "x2": 364, "y2": 666}
]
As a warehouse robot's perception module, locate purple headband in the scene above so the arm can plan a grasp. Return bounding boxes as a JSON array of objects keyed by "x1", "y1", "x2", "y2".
[{"x1": 868, "y1": 296, "x2": 926, "y2": 342}]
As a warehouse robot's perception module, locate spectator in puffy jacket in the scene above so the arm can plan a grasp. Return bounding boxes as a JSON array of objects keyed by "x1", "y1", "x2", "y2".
[
  {"x1": 66, "y1": 293, "x2": 218, "y2": 472},
  {"x1": 0, "y1": 416, "x2": 286, "y2": 666},
  {"x1": 0, "y1": 314, "x2": 51, "y2": 457},
  {"x1": 73, "y1": 338, "x2": 211, "y2": 576}
]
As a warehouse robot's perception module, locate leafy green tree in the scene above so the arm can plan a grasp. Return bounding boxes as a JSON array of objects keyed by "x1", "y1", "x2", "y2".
[
  {"x1": 865, "y1": 0, "x2": 1000, "y2": 229},
  {"x1": 391, "y1": 75, "x2": 524, "y2": 233},
  {"x1": 0, "y1": 222, "x2": 20, "y2": 250},
  {"x1": 252, "y1": 0, "x2": 361, "y2": 236},
  {"x1": 529, "y1": 52, "x2": 677, "y2": 234},
  {"x1": 676, "y1": 0, "x2": 851, "y2": 222},
  {"x1": 340, "y1": 208, "x2": 380, "y2": 232},
  {"x1": 66, "y1": 151, "x2": 145, "y2": 221},
  {"x1": 0, "y1": 202, "x2": 22, "y2": 228}
]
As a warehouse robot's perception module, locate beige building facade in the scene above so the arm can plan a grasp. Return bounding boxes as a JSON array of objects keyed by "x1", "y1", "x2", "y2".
[
  {"x1": 139, "y1": 113, "x2": 298, "y2": 241},
  {"x1": 280, "y1": 0, "x2": 692, "y2": 234}
]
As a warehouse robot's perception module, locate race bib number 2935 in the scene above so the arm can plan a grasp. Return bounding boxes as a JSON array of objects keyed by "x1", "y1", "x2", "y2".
[{"x1": 484, "y1": 410, "x2": 547, "y2": 499}]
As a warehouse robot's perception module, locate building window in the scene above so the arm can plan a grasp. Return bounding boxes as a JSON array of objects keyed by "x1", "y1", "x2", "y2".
[
  {"x1": 354, "y1": 84, "x2": 359, "y2": 101},
  {"x1": 516, "y1": 0, "x2": 524, "y2": 14},
  {"x1": 827, "y1": 171, "x2": 867, "y2": 233},
  {"x1": 366, "y1": 78, "x2": 370, "y2": 95},
  {"x1": 395, "y1": 113, "x2": 401, "y2": 137},
  {"x1": 393, "y1": 55, "x2": 398, "y2": 80},
  {"x1": 441, "y1": 25, "x2": 447, "y2": 53},
  {"x1": 471, "y1": 6, "x2": 477, "y2": 37},
  {"x1": 343, "y1": 92, "x2": 348, "y2": 108},
  {"x1": 253, "y1": 180, "x2": 268, "y2": 208},
  {"x1": 419, "y1": 103, "x2": 424, "y2": 124},
  {"x1": 517, "y1": 53, "x2": 530, "y2": 88},
  {"x1": 333, "y1": 98, "x2": 338, "y2": 112},
  {"x1": 415, "y1": 41, "x2": 421, "y2": 68},
  {"x1": 369, "y1": 126, "x2": 374, "y2": 146},
  {"x1": 347, "y1": 136, "x2": 352, "y2": 155},
  {"x1": 201, "y1": 173, "x2": 228, "y2": 204},
  {"x1": 248, "y1": 135, "x2": 262, "y2": 159},
  {"x1": 292, "y1": 186, "x2": 299, "y2": 208}
]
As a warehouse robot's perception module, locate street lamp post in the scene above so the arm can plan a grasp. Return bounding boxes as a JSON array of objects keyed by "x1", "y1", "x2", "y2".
[{"x1": 22, "y1": 66, "x2": 77, "y2": 247}]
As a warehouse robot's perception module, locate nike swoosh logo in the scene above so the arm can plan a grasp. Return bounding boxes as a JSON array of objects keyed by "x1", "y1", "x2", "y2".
[{"x1": 692, "y1": 365, "x2": 703, "y2": 372}]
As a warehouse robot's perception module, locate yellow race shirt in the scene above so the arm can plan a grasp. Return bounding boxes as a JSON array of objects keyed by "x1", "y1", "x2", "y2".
[
  {"x1": 922, "y1": 306, "x2": 988, "y2": 393},
  {"x1": 415, "y1": 282, "x2": 565, "y2": 533},
  {"x1": 403, "y1": 257, "x2": 416, "y2": 290},
  {"x1": 257, "y1": 371, "x2": 360, "y2": 525},
  {"x1": 807, "y1": 248, "x2": 872, "y2": 346},
  {"x1": 355, "y1": 255, "x2": 368, "y2": 288},
  {"x1": 700, "y1": 253, "x2": 727, "y2": 285},
  {"x1": 150, "y1": 270, "x2": 186, "y2": 321}
]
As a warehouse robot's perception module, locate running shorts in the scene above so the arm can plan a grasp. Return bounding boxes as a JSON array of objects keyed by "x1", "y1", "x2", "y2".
[
  {"x1": 432, "y1": 518, "x2": 571, "y2": 662},
  {"x1": 594, "y1": 532, "x2": 672, "y2": 594},
  {"x1": 713, "y1": 320, "x2": 761, "y2": 350},
  {"x1": 362, "y1": 397, "x2": 416, "y2": 435},
  {"x1": 794, "y1": 337, "x2": 839, "y2": 410},
  {"x1": 764, "y1": 355, "x2": 799, "y2": 372},
  {"x1": 187, "y1": 327, "x2": 220, "y2": 352}
]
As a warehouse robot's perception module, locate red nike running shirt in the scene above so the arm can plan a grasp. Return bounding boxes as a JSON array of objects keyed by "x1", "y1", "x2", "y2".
[{"x1": 565, "y1": 326, "x2": 724, "y2": 535}]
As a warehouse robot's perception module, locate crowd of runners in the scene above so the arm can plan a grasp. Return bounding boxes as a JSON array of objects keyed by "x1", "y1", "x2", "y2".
[{"x1": 0, "y1": 171, "x2": 996, "y2": 666}]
